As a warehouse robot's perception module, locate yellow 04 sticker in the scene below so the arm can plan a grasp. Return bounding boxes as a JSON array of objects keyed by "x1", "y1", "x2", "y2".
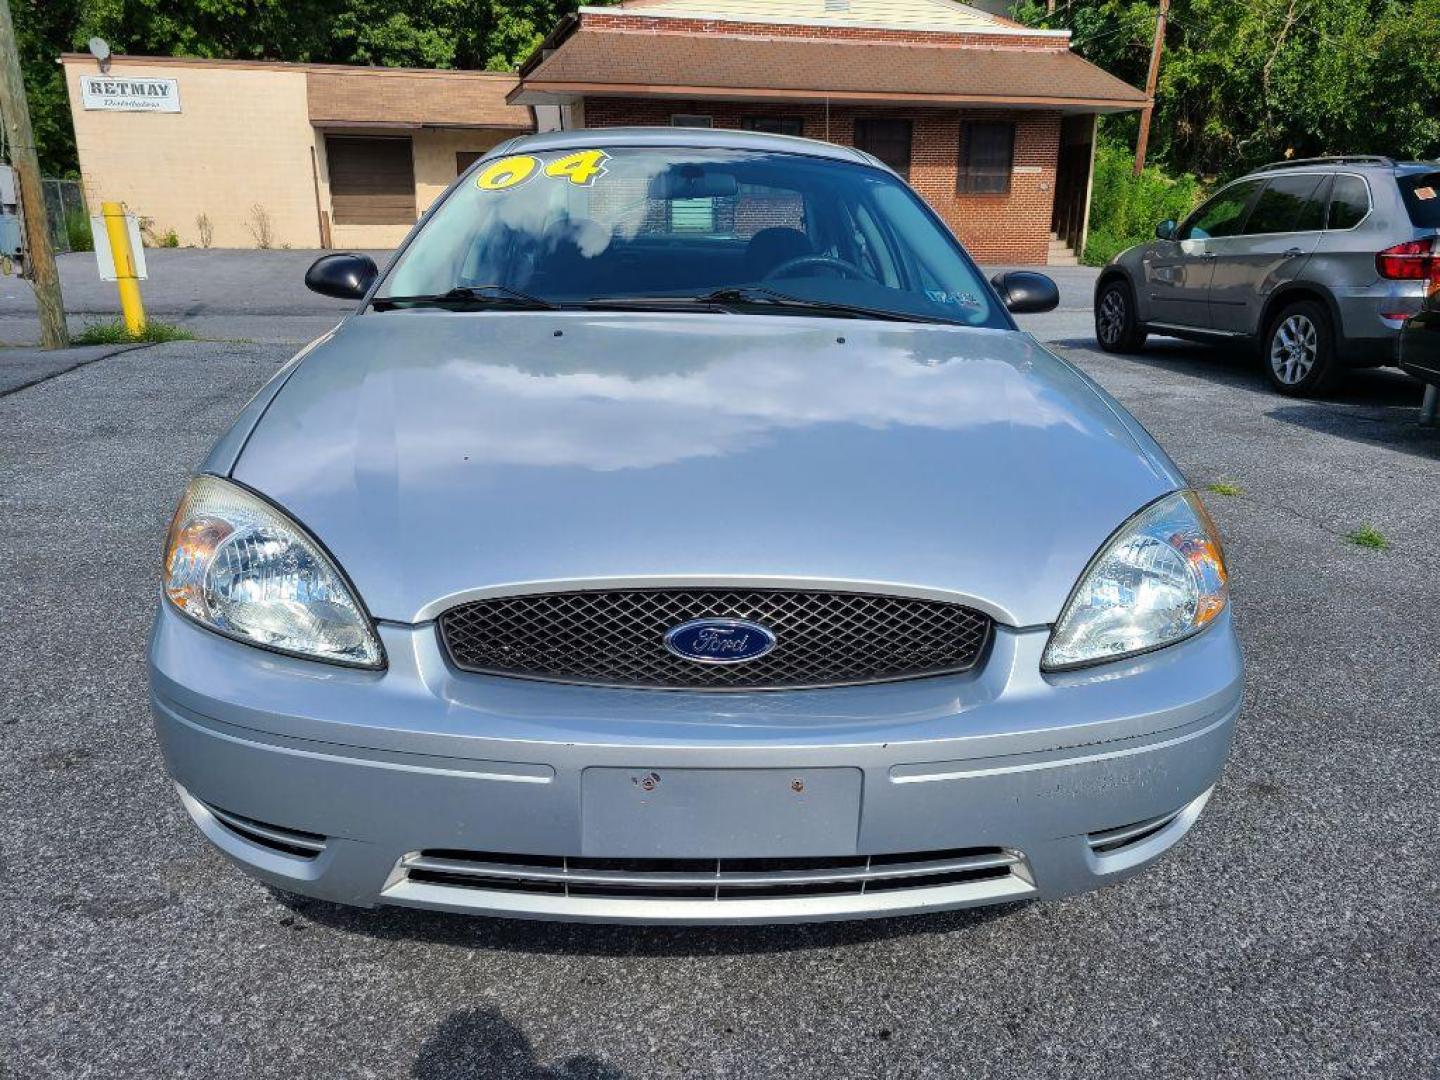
[
  {"x1": 476, "y1": 149, "x2": 609, "y2": 192},
  {"x1": 475, "y1": 154, "x2": 539, "y2": 191},
  {"x1": 544, "y1": 149, "x2": 609, "y2": 187}
]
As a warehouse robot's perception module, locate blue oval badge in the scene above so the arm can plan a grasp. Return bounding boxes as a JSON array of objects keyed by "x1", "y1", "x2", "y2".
[{"x1": 664, "y1": 618, "x2": 777, "y2": 665}]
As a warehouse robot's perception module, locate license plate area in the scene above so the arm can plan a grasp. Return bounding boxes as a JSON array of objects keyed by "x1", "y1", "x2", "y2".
[{"x1": 581, "y1": 767, "x2": 862, "y2": 858}]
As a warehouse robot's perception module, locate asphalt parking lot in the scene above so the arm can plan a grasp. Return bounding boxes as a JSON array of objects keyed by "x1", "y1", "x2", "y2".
[{"x1": 2, "y1": 256, "x2": 1438, "y2": 1078}]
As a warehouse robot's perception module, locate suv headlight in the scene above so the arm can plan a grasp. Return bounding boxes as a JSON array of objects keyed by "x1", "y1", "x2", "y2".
[
  {"x1": 1043, "y1": 490, "x2": 1228, "y2": 671},
  {"x1": 163, "y1": 474, "x2": 384, "y2": 668}
]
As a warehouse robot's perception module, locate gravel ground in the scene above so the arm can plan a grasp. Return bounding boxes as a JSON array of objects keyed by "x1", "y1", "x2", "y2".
[{"x1": 2, "y1": 287, "x2": 1438, "y2": 1078}]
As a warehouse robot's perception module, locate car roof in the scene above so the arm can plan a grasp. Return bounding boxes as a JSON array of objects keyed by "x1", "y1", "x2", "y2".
[
  {"x1": 490, "y1": 125, "x2": 885, "y2": 170},
  {"x1": 1246, "y1": 156, "x2": 1440, "y2": 181}
]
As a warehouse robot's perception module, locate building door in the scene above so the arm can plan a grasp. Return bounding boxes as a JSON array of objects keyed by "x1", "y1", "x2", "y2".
[
  {"x1": 1051, "y1": 116, "x2": 1093, "y2": 255},
  {"x1": 325, "y1": 135, "x2": 416, "y2": 226}
]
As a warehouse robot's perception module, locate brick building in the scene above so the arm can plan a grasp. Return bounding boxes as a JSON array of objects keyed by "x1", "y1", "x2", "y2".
[{"x1": 510, "y1": 0, "x2": 1147, "y2": 264}]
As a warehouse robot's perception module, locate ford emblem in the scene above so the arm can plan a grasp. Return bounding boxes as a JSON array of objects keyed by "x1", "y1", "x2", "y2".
[{"x1": 664, "y1": 618, "x2": 777, "y2": 664}]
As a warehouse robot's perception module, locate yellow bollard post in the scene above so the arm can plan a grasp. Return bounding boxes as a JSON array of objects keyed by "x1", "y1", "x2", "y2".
[{"x1": 101, "y1": 201, "x2": 146, "y2": 335}]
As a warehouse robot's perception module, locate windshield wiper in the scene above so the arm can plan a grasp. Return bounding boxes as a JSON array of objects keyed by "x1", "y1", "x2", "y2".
[
  {"x1": 698, "y1": 287, "x2": 957, "y2": 324},
  {"x1": 583, "y1": 287, "x2": 953, "y2": 324},
  {"x1": 372, "y1": 284, "x2": 561, "y2": 311}
]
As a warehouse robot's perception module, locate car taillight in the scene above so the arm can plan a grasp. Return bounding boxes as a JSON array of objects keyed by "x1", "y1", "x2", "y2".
[{"x1": 1376, "y1": 238, "x2": 1436, "y2": 286}]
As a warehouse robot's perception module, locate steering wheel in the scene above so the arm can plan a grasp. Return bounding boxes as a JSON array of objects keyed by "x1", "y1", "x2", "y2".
[{"x1": 763, "y1": 253, "x2": 867, "y2": 281}]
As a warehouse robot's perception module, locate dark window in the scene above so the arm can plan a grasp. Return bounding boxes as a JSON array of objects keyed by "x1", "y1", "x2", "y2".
[
  {"x1": 671, "y1": 114, "x2": 713, "y2": 128},
  {"x1": 743, "y1": 116, "x2": 805, "y2": 137},
  {"x1": 1397, "y1": 172, "x2": 1440, "y2": 228},
  {"x1": 1178, "y1": 179, "x2": 1262, "y2": 240},
  {"x1": 325, "y1": 136, "x2": 416, "y2": 226},
  {"x1": 1327, "y1": 175, "x2": 1370, "y2": 229},
  {"x1": 854, "y1": 119, "x2": 913, "y2": 179},
  {"x1": 456, "y1": 151, "x2": 485, "y2": 175},
  {"x1": 1243, "y1": 174, "x2": 1327, "y2": 235},
  {"x1": 958, "y1": 122, "x2": 1015, "y2": 194}
]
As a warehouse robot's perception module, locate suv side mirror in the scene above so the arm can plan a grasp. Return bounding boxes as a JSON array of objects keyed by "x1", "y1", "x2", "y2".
[
  {"x1": 305, "y1": 252, "x2": 378, "y2": 300},
  {"x1": 990, "y1": 271, "x2": 1059, "y2": 315},
  {"x1": 1155, "y1": 219, "x2": 1178, "y2": 241}
]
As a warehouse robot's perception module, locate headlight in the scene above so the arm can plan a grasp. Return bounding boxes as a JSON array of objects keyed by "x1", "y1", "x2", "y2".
[
  {"x1": 163, "y1": 474, "x2": 384, "y2": 668},
  {"x1": 1043, "y1": 490, "x2": 1228, "y2": 671}
]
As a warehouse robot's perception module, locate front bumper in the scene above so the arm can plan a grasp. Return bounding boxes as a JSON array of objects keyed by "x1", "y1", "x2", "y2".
[{"x1": 149, "y1": 602, "x2": 1242, "y2": 924}]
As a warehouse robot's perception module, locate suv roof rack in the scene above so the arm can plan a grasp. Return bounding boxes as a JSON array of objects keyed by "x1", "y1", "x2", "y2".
[{"x1": 1257, "y1": 155, "x2": 1395, "y2": 171}]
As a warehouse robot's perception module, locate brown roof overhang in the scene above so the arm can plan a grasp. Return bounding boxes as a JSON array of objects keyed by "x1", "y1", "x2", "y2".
[
  {"x1": 307, "y1": 69, "x2": 532, "y2": 129},
  {"x1": 510, "y1": 30, "x2": 1147, "y2": 112}
]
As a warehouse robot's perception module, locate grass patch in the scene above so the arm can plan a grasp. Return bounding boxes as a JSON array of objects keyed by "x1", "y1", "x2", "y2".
[
  {"x1": 1205, "y1": 481, "x2": 1244, "y2": 497},
  {"x1": 1344, "y1": 525, "x2": 1390, "y2": 551},
  {"x1": 72, "y1": 319, "x2": 196, "y2": 346}
]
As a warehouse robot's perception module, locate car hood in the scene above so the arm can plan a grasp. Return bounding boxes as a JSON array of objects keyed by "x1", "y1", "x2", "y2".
[{"x1": 230, "y1": 311, "x2": 1180, "y2": 626}]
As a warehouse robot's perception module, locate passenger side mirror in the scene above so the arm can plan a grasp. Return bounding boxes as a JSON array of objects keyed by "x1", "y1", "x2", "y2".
[
  {"x1": 305, "y1": 252, "x2": 378, "y2": 300},
  {"x1": 1155, "y1": 219, "x2": 1178, "y2": 241},
  {"x1": 990, "y1": 271, "x2": 1059, "y2": 315}
]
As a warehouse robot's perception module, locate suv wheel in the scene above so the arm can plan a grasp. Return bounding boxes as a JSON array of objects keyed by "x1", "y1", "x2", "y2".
[
  {"x1": 1264, "y1": 300, "x2": 1340, "y2": 396},
  {"x1": 1095, "y1": 279, "x2": 1147, "y2": 353}
]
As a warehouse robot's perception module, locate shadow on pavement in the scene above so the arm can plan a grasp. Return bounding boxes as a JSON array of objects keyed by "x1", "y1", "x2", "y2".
[
  {"x1": 1049, "y1": 334, "x2": 1440, "y2": 458},
  {"x1": 273, "y1": 888, "x2": 1026, "y2": 957},
  {"x1": 1266, "y1": 402, "x2": 1440, "y2": 461},
  {"x1": 413, "y1": 1005, "x2": 627, "y2": 1079},
  {"x1": 1053, "y1": 335, "x2": 1427, "y2": 405}
]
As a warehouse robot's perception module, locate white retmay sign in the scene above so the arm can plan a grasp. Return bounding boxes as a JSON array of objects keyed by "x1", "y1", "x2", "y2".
[{"x1": 80, "y1": 75, "x2": 181, "y2": 113}]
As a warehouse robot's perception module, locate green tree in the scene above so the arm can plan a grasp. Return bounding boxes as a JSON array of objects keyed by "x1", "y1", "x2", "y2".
[{"x1": 1014, "y1": 0, "x2": 1440, "y2": 179}]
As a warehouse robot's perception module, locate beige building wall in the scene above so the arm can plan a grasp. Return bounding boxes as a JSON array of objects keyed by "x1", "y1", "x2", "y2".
[
  {"x1": 312, "y1": 126, "x2": 514, "y2": 249},
  {"x1": 62, "y1": 58, "x2": 321, "y2": 248},
  {"x1": 414, "y1": 128, "x2": 513, "y2": 208}
]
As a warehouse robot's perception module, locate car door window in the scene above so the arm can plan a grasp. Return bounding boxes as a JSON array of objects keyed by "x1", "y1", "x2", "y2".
[
  {"x1": 1326, "y1": 175, "x2": 1370, "y2": 230},
  {"x1": 1244, "y1": 174, "x2": 1327, "y2": 235},
  {"x1": 1179, "y1": 180, "x2": 1262, "y2": 241}
]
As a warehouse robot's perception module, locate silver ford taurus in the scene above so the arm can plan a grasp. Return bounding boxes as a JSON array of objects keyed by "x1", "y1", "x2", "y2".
[{"x1": 149, "y1": 129, "x2": 1241, "y2": 924}]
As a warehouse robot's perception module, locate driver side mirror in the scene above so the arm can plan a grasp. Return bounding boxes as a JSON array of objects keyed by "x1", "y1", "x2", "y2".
[
  {"x1": 1155, "y1": 219, "x2": 1178, "y2": 241},
  {"x1": 990, "y1": 271, "x2": 1059, "y2": 315},
  {"x1": 305, "y1": 252, "x2": 378, "y2": 300}
]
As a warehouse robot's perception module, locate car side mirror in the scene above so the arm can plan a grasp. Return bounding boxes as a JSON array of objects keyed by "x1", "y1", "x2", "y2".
[
  {"x1": 990, "y1": 271, "x2": 1059, "y2": 315},
  {"x1": 305, "y1": 252, "x2": 378, "y2": 300},
  {"x1": 1155, "y1": 219, "x2": 1178, "y2": 241}
]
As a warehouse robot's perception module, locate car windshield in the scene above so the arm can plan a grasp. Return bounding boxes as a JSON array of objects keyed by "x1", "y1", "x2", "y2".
[{"x1": 378, "y1": 145, "x2": 1002, "y2": 327}]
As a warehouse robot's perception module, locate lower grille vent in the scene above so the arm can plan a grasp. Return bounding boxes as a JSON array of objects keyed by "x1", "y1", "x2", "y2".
[
  {"x1": 401, "y1": 846, "x2": 1023, "y2": 902},
  {"x1": 1087, "y1": 807, "x2": 1186, "y2": 855},
  {"x1": 203, "y1": 802, "x2": 327, "y2": 860}
]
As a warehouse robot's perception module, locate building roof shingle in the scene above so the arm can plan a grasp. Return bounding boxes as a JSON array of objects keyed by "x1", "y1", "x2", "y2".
[{"x1": 513, "y1": 29, "x2": 1147, "y2": 109}]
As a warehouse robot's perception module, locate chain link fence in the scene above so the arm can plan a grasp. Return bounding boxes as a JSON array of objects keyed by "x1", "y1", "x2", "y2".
[{"x1": 41, "y1": 178, "x2": 89, "y2": 254}]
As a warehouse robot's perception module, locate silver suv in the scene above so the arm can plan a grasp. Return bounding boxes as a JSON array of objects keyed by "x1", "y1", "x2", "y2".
[{"x1": 1094, "y1": 156, "x2": 1440, "y2": 395}]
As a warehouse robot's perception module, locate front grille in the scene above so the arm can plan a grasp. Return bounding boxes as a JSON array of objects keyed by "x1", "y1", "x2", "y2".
[
  {"x1": 437, "y1": 588, "x2": 992, "y2": 690},
  {"x1": 399, "y1": 846, "x2": 1024, "y2": 902}
]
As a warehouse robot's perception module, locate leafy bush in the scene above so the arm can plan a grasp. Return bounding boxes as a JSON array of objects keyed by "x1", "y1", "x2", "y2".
[
  {"x1": 63, "y1": 208, "x2": 93, "y2": 252},
  {"x1": 1082, "y1": 137, "x2": 1205, "y2": 266},
  {"x1": 159, "y1": 228, "x2": 180, "y2": 248}
]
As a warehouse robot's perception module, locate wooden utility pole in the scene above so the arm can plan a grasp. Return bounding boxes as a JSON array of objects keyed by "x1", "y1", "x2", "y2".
[
  {"x1": 1133, "y1": 0, "x2": 1171, "y2": 176},
  {"x1": 0, "y1": 0, "x2": 68, "y2": 348}
]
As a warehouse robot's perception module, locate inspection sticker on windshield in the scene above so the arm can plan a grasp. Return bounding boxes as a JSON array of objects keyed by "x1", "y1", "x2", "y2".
[
  {"x1": 1416, "y1": 186, "x2": 1437, "y2": 201},
  {"x1": 476, "y1": 149, "x2": 609, "y2": 192}
]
